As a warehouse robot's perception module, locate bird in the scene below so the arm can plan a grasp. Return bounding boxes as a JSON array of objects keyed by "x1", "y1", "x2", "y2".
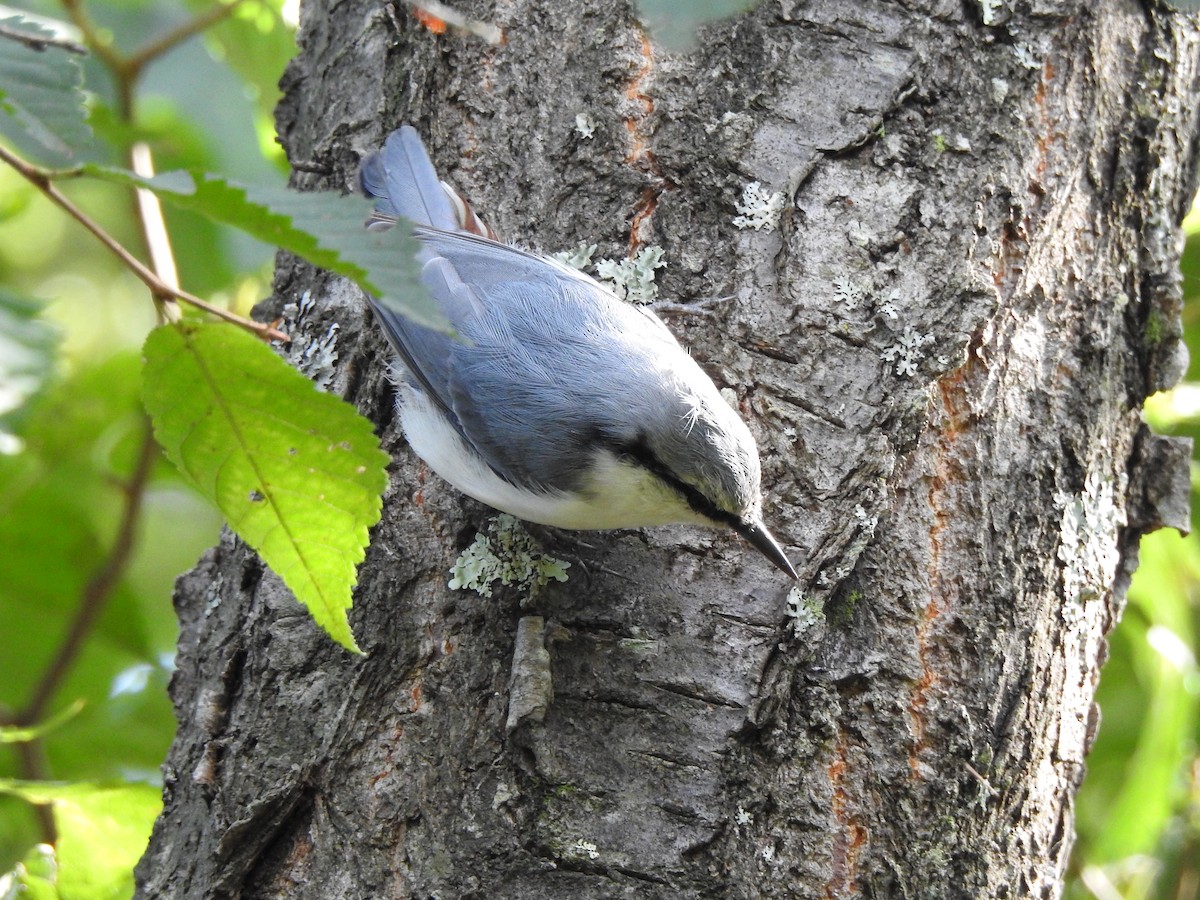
[{"x1": 358, "y1": 125, "x2": 797, "y2": 579}]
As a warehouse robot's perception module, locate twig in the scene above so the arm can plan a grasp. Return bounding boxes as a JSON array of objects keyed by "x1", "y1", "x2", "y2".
[
  {"x1": 20, "y1": 420, "x2": 157, "y2": 726},
  {"x1": 122, "y1": 0, "x2": 248, "y2": 78},
  {"x1": 0, "y1": 20, "x2": 87, "y2": 55},
  {"x1": 0, "y1": 143, "x2": 289, "y2": 342},
  {"x1": 58, "y1": 0, "x2": 124, "y2": 79},
  {"x1": 131, "y1": 141, "x2": 182, "y2": 323},
  {"x1": 60, "y1": 0, "x2": 251, "y2": 113},
  {"x1": 963, "y1": 761, "x2": 1000, "y2": 798},
  {"x1": 14, "y1": 741, "x2": 56, "y2": 843}
]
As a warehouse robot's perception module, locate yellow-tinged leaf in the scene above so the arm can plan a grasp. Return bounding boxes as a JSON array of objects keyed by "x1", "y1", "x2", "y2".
[
  {"x1": 0, "y1": 779, "x2": 161, "y2": 900},
  {"x1": 140, "y1": 322, "x2": 390, "y2": 651}
]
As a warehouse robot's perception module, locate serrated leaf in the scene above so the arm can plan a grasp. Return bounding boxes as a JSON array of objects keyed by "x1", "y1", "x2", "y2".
[
  {"x1": 141, "y1": 322, "x2": 389, "y2": 651},
  {"x1": 0, "y1": 16, "x2": 92, "y2": 164},
  {"x1": 86, "y1": 164, "x2": 440, "y2": 330},
  {"x1": 0, "y1": 779, "x2": 160, "y2": 900}
]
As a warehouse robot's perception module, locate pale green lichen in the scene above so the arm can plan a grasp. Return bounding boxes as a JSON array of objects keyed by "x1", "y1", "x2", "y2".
[
  {"x1": 979, "y1": 0, "x2": 1004, "y2": 26},
  {"x1": 550, "y1": 241, "x2": 597, "y2": 270},
  {"x1": 283, "y1": 291, "x2": 340, "y2": 390},
  {"x1": 732, "y1": 181, "x2": 786, "y2": 233},
  {"x1": 571, "y1": 839, "x2": 600, "y2": 860},
  {"x1": 881, "y1": 326, "x2": 935, "y2": 377},
  {"x1": 785, "y1": 585, "x2": 824, "y2": 636},
  {"x1": 1055, "y1": 469, "x2": 1126, "y2": 606},
  {"x1": 552, "y1": 243, "x2": 664, "y2": 305},
  {"x1": 448, "y1": 514, "x2": 570, "y2": 598},
  {"x1": 574, "y1": 113, "x2": 596, "y2": 139},
  {"x1": 595, "y1": 245, "x2": 666, "y2": 305},
  {"x1": 832, "y1": 276, "x2": 868, "y2": 310},
  {"x1": 1013, "y1": 42, "x2": 1040, "y2": 69}
]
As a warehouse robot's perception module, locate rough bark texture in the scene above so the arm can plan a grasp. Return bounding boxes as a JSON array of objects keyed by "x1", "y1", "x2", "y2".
[{"x1": 136, "y1": 1, "x2": 1200, "y2": 897}]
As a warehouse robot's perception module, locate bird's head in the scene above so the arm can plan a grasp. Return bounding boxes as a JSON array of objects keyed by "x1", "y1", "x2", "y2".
[{"x1": 629, "y1": 376, "x2": 797, "y2": 580}]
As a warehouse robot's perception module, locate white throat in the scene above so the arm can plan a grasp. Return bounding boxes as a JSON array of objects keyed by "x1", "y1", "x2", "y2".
[{"x1": 398, "y1": 386, "x2": 710, "y2": 530}]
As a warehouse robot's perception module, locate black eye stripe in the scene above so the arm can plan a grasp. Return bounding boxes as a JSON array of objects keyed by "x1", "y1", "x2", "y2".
[{"x1": 608, "y1": 439, "x2": 739, "y2": 528}]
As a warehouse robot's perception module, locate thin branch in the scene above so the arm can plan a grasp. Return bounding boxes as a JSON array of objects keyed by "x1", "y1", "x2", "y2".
[
  {"x1": 0, "y1": 21, "x2": 87, "y2": 55},
  {"x1": 57, "y1": 0, "x2": 124, "y2": 81},
  {"x1": 122, "y1": 0, "x2": 248, "y2": 78},
  {"x1": 0, "y1": 143, "x2": 289, "y2": 342},
  {"x1": 14, "y1": 742, "x2": 56, "y2": 843},
  {"x1": 131, "y1": 141, "x2": 182, "y2": 323},
  {"x1": 19, "y1": 420, "x2": 157, "y2": 726},
  {"x1": 0, "y1": 704, "x2": 57, "y2": 842},
  {"x1": 60, "y1": 0, "x2": 251, "y2": 115}
]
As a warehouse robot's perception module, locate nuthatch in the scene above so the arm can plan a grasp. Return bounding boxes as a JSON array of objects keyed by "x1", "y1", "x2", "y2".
[{"x1": 360, "y1": 126, "x2": 796, "y2": 579}]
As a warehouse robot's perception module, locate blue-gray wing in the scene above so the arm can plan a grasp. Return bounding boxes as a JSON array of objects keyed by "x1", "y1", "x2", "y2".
[
  {"x1": 359, "y1": 126, "x2": 683, "y2": 494},
  {"x1": 359, "y1": 125, "x2": 483, "y2": 428},
  {"x1": 359, "y1": 125, "x2": 459, "y2": 232},
  {"x1": 421, "y1": 232, "x2": 685, "y2": 493},
  {"x1": 376, "y1": 229, "x2": 682, "y2": 494}
]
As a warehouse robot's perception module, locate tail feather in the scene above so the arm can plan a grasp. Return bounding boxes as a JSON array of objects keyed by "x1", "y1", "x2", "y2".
[{"x1": 360, "y1": 125, "x2": 459, "y2": 231}]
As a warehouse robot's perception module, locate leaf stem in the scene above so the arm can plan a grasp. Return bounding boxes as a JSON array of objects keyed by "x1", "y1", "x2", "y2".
[
  {"x1": 0, "y1": 143, "x2": 288, "y2": 342},
  {"x1": 131, "y1": 141, "x2": 182, "y2": 323}
]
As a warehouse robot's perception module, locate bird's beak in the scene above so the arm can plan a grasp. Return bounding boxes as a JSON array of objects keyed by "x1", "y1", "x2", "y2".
[{"x1": 734, "y1": 518, "x2": 798, "y2": 580}]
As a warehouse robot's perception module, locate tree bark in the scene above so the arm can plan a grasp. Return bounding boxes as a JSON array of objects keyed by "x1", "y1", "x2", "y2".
[{"x1": 136, "y1": 1, "x2": 1200, "y2": 897}]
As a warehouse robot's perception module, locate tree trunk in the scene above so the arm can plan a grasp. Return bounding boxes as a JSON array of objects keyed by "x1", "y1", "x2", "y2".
[{"x1": 136, "y1": 1, "x2": 1200, "y2": 897}]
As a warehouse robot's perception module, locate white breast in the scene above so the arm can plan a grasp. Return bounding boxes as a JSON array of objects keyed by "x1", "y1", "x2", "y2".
[{"x1": 398, "y1": 386, "x2": 710, "y2": 530}]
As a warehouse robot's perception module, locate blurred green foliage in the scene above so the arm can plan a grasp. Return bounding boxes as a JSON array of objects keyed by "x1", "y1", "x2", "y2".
[
  {"x1": 0, "y1": 0, "x2": 1197, "y2": 896},
  {"x1": 1065, "y1": 202, "x2": 1200, "y2": 900},
  {"x1": 0, "y1": 0, "x2": 290, "y2": 888},
  {"x1": 0, "y1": 780, "x2": 160, "y2": 898}
]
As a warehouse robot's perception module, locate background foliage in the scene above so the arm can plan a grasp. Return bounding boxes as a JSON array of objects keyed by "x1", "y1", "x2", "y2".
[{"x1": 0, "y1": 1, "x2": 1196, "y2": 896}]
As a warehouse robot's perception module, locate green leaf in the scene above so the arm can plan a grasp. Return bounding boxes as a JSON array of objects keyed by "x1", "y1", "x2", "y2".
[
  {"x1": 0, "y1": 779, "x2": 160, "y2": 900},
  {"x1": 86, "y1": 165, "x2": 441, "y2": 330},
  {"x1": 141, "y1": 321, "x2": 390, "y2": 651},
  {"x1": 0, "y1": 288, "x2": 58, "y2": 450},
  {"x1": 0, "y1": 16, "x2": 92, "y2": 164},
  {"x1": 0, "y1": 351, "x2": 202, "y2": 868},
  {"x1": 631, "y1": 0, "x2": 764, "y2": 50},
  {"x1": 0, "y1": 355, "x2": 164, "y2": 672}
]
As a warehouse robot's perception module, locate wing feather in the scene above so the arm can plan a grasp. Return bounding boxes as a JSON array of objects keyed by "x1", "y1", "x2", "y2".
[
  {"x1": 360, "y1": 128, "x2": 688, "y2": 496},
  {"x1": 359, "y1": 125, "x2": 459, "y2": 231}
]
